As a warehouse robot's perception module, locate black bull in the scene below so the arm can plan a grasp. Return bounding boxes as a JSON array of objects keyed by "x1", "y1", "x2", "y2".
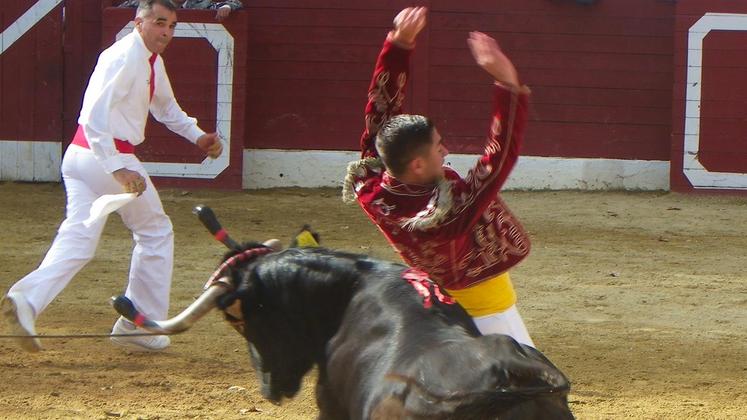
[{"x1": 112, "y1": 213, "x2": 573, "y2": 419}]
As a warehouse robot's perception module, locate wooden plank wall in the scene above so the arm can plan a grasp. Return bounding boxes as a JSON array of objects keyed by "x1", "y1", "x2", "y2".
[
  {"x1": 0, "y1": 0, "x2": 64, "y2": 180},
  {"x1": 241, "y1": 0, "x2": 413, "y2": 151},
  {"x1": 1, "y1": 1, "x2": 688, "y2": 187},
  {"x1": 671, "y1": 0, "x2": 747, "y2": 192},
  {"x1": 241, "y1": 0, "x2": 675, "y2": 160},
  {"x1": 63, "y1": 0, "x2": 107, "y2": 146},
  {"x1": 428, "y1": 0, "x2": 674, "y2": 159},
  {"x1": 0, "y1": 0, "x2": 63, "y2": 142}
]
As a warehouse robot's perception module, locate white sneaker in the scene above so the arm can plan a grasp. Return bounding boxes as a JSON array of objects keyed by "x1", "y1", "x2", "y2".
[
  {"x1": 1, "y1": 292, "x2": 42, "y2": 352},
  {"x1": 110, "y1": 317, "x2": 170, "y2": 352}
]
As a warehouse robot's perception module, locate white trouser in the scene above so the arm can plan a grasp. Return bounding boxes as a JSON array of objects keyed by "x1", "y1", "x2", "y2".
[
  {"x1": 9, "y1": 145, "x2": 173, "y2": 321},
  {"x1": 472, "y1": 305, "x2": 535, "y2": 348}
]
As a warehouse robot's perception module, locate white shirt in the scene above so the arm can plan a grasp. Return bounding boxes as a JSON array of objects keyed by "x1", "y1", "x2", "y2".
[{"x1": 78, "y1": 29, "x2": 205, "y2": 173}]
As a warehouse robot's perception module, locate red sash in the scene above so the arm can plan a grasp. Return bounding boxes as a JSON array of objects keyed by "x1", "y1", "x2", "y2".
[{"x1": 70, "y1": 125, "x2": 135, "y2": 154}]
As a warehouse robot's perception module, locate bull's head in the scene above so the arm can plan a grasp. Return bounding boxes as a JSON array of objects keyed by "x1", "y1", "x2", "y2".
[
  {"x1": 110, "y1": 206, "x2": 317, "y2": 404},
  {"x1": 214, "y1": 248, "x2": 321, "y2": 403}
]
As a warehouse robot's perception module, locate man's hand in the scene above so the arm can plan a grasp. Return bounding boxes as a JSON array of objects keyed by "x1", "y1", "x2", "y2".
[
  {"x1": 391, "y1": 7, "x2": 427, "y2": 47},
  {"x1": 215, "y1": 5, "x2": 231, "y2": 21},
  {"x1": 467, "y1": 31, "x2": 520, "y2": 87},
  {"x1": 197, "y1": 132, "x2": 223, "y2": 159},
  {"x1": 113, "y1": 168, "x2": 146, "y2": 195}
]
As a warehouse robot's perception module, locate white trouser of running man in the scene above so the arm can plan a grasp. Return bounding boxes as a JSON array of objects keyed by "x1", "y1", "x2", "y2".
[
  {"x1": 472, "y1": 304, "x2": 535, "y2": 348},
  {"x1": 9, "y1": 145, "x2": 173, "y2": 322}
]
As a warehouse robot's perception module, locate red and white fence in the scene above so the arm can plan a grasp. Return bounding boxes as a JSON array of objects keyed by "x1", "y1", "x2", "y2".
[{"x1": 1, "y1": 0, "x2": 745, "y2": 192}]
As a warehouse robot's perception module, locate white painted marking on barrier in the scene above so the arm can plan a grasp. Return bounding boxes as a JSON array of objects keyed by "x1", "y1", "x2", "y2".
[
  {"x1": 116, "y1": 23, "x2": 234, "y2": 179},
  {"x1": 0, "y1": 140, "x2": 61, "y2": 182},
  {"x1": 0, "y1": 0, "x2": 63, "y2": 54},
  {"x1": 684, "y1": 13, "x2": 747, "y2": 190},
  {"x1": 242, "y1": 150, "x2": 670, "y2": 191}
]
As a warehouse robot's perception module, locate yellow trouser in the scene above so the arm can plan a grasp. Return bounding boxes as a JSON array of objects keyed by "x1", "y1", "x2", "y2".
[{"x1": 445, "y1": 272, "x2": 517, "y2": 317}]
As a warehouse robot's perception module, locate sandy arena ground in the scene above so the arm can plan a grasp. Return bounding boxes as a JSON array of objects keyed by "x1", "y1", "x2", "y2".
[{"x1": 0, "y1": 182, "x2": 745, "y2": 419}]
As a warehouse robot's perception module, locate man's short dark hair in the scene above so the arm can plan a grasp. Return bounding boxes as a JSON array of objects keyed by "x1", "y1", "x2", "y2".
[
  {"x1": 137, "y1": 0, "x2": 177, "y2": 17},
  {"x1": 375, "y1": 114, "x2": 435, "y2": 178}
]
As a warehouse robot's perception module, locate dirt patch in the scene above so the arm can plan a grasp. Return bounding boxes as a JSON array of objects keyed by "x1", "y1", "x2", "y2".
[{"x1": 0, "y1": 183, "x2": 745, "y2": 419}]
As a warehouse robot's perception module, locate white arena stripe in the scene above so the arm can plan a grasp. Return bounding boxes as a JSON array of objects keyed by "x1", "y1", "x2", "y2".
[
  {"x1": 243, "y1": 149, "x2": 670, "y2": 191},
  {"x1": 0, "y1": 140, "x2": 61, "y2": 182},
  {"x1": 0, "y1": 0, "x2": 63, "y2": 54}
]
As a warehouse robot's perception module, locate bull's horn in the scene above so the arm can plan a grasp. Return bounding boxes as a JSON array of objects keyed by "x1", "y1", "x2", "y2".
[
  {"x1": 110, "y1": 279, "x2": 232, "y2": 334},
  {"x1": 263, "y1": 238, "x2": 282, "y2": 251}
]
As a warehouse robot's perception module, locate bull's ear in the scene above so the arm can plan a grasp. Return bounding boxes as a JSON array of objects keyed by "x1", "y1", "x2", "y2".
[
  {"x1": 217, "y1": 270, "x2": 256, "y2": 310},
  {"x1": 499, "y1": 347, "x2": 571, "y2": 394},
  {"x1": 216, "y1": 291, "x2": 240, "y2": 311},
  {"x1": 474, "y1": 335, "x2": 571, "y2": 395}
]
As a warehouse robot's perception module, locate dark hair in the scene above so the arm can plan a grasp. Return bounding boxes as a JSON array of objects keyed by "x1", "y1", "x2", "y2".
[
  {"x1": 136, "y1": 0, "x2": 177, "y2": 16},
  {"x1": 375, "y1": 114, "x2": 435, "y2": 177}
]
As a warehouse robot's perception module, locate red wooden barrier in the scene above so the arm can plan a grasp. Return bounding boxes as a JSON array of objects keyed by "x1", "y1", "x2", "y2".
[
  {"x1": 15, "y1": 0, "x2": 747, "y2": 191},
  {"x1": 0, "y1": 0, "x2": 64, "y2": 181},
  {"x1": 63, "y1": 0, "x2": 106, "y2": 145},
  {"x1": 426, "y1": 0, "x2": 674, "y2": 160},
  {"x1": 238, "y1": 0, "x2": 675, "y2": 161},
  {"x1": 0, "y1": 0, "x2": 63, "y2": 142}
]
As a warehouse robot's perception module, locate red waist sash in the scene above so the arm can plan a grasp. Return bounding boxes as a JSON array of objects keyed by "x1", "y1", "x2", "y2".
[{"x1": 71, "y1": 125, "x2": 135, "y2": 154}]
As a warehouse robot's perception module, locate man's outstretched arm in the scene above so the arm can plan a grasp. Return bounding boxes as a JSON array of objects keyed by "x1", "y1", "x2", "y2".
[
  {"x1": 359, "y1": 7, "x2": 427, "y2": 158},
  {"x1": 467, "y1": 31, "x2": 520, "y2": 89},
  {"x1": 436, "y1": 32, "x2": 531, "y2": 235},
  {"x1": 467, "y1": 31, "x2": 529, "y2": 190}
]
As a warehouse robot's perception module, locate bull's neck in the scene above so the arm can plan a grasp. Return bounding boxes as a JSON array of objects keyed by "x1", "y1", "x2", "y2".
[{"x1": 302, "y1": 276, "x2": 358, "y2": 359}]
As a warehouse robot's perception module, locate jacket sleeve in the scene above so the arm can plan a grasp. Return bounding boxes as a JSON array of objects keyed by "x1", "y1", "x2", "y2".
[
  {"x1": 359, "y1": 34, "x2": 413, "y2": 159},
  {"x1": 474, "y1": 84, "x2": 530, "y2": 192},
  {"x1": 436, "y1": 84, "x2": 531, "y2": 236}
]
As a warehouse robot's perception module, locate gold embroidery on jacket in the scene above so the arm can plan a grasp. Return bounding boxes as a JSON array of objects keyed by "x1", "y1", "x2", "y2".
[
  {"x1": 485, "y1": 116, "x2": 503, "y2": 155},
  {"x1": 397, "y1": 238, "x2": 449, "y2": 280},
  {"x1": 463, "y1": 200, "x2": 530, "y2": 279},
  {"x1": 365, "y1": 71, "x2": 407, "y2": 137}
]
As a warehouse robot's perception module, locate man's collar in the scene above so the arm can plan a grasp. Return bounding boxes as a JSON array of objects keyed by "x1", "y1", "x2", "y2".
[
  {"x1": 131, "y1": 28, "x2": 156, "y2": 57},
  {"x1": 381, "y1": 171, "x2": 437, "y2": 196}
]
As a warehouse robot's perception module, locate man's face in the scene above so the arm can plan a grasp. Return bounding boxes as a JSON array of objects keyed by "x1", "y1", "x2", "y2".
[
  {"x1": 418, "y1": 128, "x2": 449, "y2": 183},
  {"x1": 135, "y1": 4, "x2": 177, "y2": 54}
]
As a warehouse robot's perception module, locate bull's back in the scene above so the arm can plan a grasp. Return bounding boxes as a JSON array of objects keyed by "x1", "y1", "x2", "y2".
[
  {"x1": 391, "y1": 334, "x2": 573, "y2": 419},
  {"x1": 324, "y1": 268, "x2": 479, "y2": 419}
]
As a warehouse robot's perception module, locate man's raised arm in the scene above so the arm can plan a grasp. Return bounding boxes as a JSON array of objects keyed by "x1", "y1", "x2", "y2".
[
  {"x1": 359, "y1": 7, "x2": 427, "y2": 158},
  {"x1": 466, "y1": 31, "x2": 530, "y2": 191},
  {"x1": 436, "y1": 32, "x2": 532, "y2": 235}
]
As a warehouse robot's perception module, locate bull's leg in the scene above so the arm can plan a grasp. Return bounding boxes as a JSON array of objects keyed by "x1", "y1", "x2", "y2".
[
  {"x1": 370, "y1": 396, "x2": 408, "y2": 420},
  {"x1": 315, "y1": 378, "x2": 348, "y2": 420}
]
